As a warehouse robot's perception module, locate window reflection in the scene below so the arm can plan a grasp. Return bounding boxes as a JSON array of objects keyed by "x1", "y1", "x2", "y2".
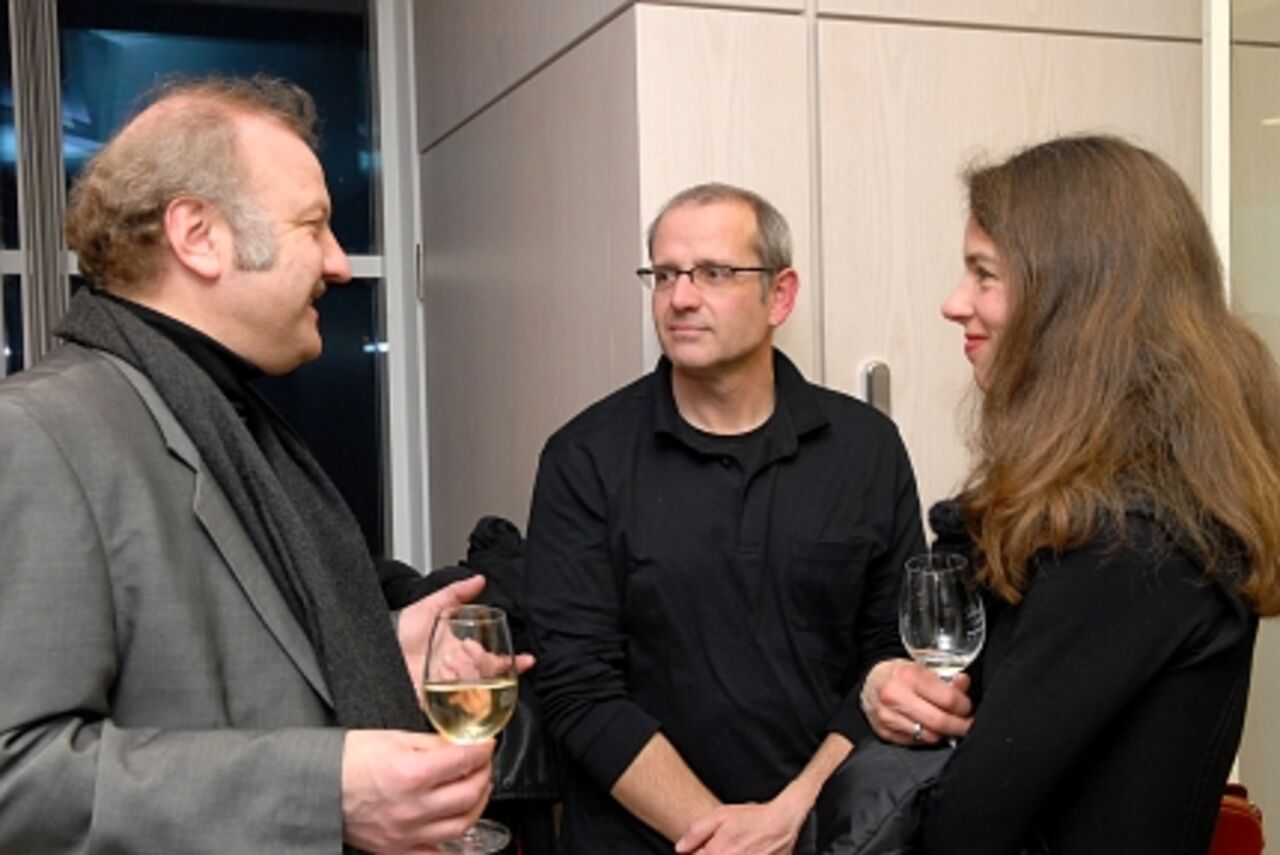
[
  {"x1": 254, "y1": 279, "x2": 384, "y2": 556},
  {"x1": 4, "y1": 276, "x2": 22, "y2": 375},
  {"x1": 0, "y1": 9, "x2": 16, "y2": 249},
  {"x1": 58, "y1": 0, "x2": 374, "y2": 254}
]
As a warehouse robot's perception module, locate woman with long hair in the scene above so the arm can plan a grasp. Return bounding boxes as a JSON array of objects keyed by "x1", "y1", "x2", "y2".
[{"x1": 896, "y1": 135, "x2": 1280, "y2": 853}]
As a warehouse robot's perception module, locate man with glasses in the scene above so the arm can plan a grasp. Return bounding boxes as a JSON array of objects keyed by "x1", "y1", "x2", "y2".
[{"x1": 525, "y1": 183, "x2": 945, "y2": 853}]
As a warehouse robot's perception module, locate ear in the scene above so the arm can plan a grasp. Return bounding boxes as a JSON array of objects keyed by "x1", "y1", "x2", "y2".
[
  {"x1": 767, "y1": 267, "x2": 800, "y2": 328},
  {"x1": 162, "y1": 196, "x2": 226, "y2": 281}
]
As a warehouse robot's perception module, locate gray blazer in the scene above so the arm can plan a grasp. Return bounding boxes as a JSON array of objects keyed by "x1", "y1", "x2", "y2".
[{"x1": 0, "y1": 344, "x2": 347, "y2": 853}]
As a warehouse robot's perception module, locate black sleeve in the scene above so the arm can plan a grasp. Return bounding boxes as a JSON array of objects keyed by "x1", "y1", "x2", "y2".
[
  {"x1": 918, "y1": 534, "x2": 1235, "y2": 854},
  {"x1": 830, "y1": 430, "x2": 925, "y2": 743},
  {"x1": 522, "y1": 437, "x2": 661, "y2": 790}
]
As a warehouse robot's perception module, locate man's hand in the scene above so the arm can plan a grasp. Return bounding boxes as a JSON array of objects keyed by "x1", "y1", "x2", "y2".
[
  {"x1": 674, "y1": 796, "x2": 808, "y2": 855},
  {"x1": 397, "y1": 576, "x2": 487, "y2": 693},
  {"x1": 673, "y1": 732, "x2": 849, "y2": 854},
  {"x1": 341, "y1": 730, "x2": 494, "y2": 854},
  {"x1": 860, "y1": 658, "x2": 973, "y2": 745},
  {"x1": 396, "y1": 576, "x2": 534, "y2": 694}
]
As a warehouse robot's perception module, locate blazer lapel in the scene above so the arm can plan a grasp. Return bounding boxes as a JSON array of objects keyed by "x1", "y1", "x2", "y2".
[{"x1": 107, "y1": 355, "x2": 334, "y2": 708}]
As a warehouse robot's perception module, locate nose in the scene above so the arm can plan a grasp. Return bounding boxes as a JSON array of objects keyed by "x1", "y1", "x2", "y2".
[
  {"x1": 323, "y1": 230, "x2": 353, "y2": 284},
  {"x1": 940, "y1": 277, "x2": 973, "y2": 324},
  {"x1": 667, "y1": 270, "x2": 703, "y2": 310}
]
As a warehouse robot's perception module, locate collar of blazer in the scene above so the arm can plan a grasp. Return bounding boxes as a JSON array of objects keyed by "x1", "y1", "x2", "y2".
[{"x1": 101, "y1": 351, "x2": 333, "y2": 708}]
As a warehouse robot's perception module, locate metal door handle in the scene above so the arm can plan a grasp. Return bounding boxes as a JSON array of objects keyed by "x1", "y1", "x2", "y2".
[{"x1": 862, "y1": 361, "x2": 891, "y2": 416}]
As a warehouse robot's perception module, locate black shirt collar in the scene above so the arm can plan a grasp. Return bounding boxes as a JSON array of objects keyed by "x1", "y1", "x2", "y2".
[
  {"x1": 100, "y1": 290, "x2": 260, "y2": 412},
  {"x1": 653, "y1": 348, "x2": 829, "y2": 456}
]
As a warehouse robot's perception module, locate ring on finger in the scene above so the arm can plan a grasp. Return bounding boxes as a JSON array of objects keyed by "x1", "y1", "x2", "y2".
[{"x1": 912, "y1": 721, "x2": 925, "y2": 743}]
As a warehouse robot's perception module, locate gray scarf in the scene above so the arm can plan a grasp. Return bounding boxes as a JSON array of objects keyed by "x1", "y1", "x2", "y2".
[{"x1": 57, "y1": 288, "x2": 425, "y2": 733}]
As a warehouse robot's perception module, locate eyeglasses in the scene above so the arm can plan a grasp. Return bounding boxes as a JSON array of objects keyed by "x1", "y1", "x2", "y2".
[{"x1": 635, "y1": 264, "x2": 776, "y2": 291}]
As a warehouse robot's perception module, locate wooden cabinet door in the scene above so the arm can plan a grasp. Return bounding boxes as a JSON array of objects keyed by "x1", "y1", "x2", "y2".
[{"x1": 817, "y1": 19, "x2": 1201, "y2": 510}]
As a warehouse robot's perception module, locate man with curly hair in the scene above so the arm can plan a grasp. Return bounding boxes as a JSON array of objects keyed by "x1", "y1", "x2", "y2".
[{"x1": 0, "y1": 75, "x2": 495, "y2": 854}]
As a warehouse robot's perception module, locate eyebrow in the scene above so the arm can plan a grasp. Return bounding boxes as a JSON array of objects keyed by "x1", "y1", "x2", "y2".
[
  {"x1": 965, "y1": 251, "x2": 1001, "y2": 267},
  {"x1": 298, "y1": 200, "x2": 331, "y2": 222},
  {"x1": 652, "y1": 258, "x2": 741, "y2": 268}
]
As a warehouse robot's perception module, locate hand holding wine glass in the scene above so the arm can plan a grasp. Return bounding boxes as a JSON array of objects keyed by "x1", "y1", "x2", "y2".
[
  {"x1": 899, "y1": 553, "x2": 985, "y2": 742},
  {"x1": 422, "y1": 604, "x2": 519, "y2": 852}
]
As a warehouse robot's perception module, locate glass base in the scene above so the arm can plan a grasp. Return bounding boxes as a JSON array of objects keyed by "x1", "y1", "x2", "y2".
[{"x1": 438, "y1": 818, "x2": 511, "y2": 854}]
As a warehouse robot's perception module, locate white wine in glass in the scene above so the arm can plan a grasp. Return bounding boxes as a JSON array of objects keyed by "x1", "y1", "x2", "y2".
[
  {"x1": 422, "y1": 604, "x2": 519, "y2": 853},
  {"x1": 899, "y1": 552, "x2": 986, "y2": 684},
  {"x1": 422, "y1": 676, "x2": 519, "y2": 743}
]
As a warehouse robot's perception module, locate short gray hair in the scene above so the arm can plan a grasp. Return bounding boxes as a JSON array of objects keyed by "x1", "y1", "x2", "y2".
[{"x1": 645, "y1": 182, "x2": 792, "y2": 272}]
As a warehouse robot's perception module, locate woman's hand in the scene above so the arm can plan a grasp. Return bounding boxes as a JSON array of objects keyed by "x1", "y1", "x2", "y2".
[{"x1": 860, "y1": 658, "x2": 974, "y2": 745}]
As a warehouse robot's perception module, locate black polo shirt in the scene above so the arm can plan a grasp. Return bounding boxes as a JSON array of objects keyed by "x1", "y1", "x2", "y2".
[{"x1": 524, "y1": 349, "x2": 925, "y2": 853}]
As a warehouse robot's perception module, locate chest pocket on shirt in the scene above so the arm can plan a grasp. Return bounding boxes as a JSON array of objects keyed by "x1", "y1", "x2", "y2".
[{"x1": 786, "y1": 541, "x2": 869, "y2": 631}]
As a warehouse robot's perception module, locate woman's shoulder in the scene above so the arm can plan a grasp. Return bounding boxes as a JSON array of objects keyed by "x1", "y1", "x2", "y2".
[
  {"x1": 1036, "y1": 514, "x2": 1213, "y2": 597},
  {"x1": 1066, "y1": 510, "x2": 1229, "y2": 584},
  {"x1": 1029, "y1": 514, "x2": 1255, "y2": 658}
]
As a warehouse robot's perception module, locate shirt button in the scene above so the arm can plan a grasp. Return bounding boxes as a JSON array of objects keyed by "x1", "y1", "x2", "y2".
[{"x1": 721, "y1": 457, "x2": 733, "y2": 467}]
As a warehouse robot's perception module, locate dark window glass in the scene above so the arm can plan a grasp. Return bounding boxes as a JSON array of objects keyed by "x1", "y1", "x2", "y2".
[
  {"x1": 58, "y1": 1, "x2": 385, "y2": 554},
  {"x1": 58, "y1": 0, "x2": 374, "y2": 253},
  {"x1": 254, "y1": 279, "x2": 384, "y2": 556},
  {"x1": 3, "y1": 276, "x2": 21, "y2": 374},
  {"x1": 1, "y1": 8, "x2": 16, "y2": 249}
]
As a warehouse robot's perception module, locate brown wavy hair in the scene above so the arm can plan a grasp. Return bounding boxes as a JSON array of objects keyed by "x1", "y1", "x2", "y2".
[
  {"x1": 66, "y1": 74, "x2": 318, "y2": 291},
  {"x1": 958, "y1": 135, "x2": 1280, "y2": 615}
]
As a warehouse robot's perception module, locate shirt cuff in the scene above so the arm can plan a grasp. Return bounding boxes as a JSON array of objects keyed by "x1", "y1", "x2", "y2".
[
  {"x1": 563, "y1": 699, "x2": 662, "y2": 790},
  {"x1": 827, "y1": 690, "x2": 873, "y2": 747}
]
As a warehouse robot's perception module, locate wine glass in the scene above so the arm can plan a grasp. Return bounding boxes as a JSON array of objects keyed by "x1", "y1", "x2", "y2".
[
  {"x1": 422, "y1": 604, "x2": 519, "y2": 853},
  {"x1": 899, "y1": 552, "x2": 985, "y2": 685}
]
